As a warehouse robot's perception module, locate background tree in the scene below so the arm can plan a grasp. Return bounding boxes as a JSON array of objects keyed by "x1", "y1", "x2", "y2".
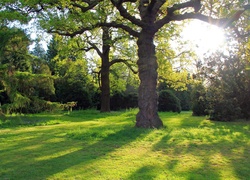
[
  {"x1": 54, "y1": 59, "x2": 93, "y2": 109},
  {"x1": 0, "y1": 26, "x2": 56, "y2": 113},
  {"x1": 190, "y1": 82, "x2": 208, "y2": 116},
  {"x1": 45, "y1": 30, "x2": 138, "y2": 111},
  {"x1": 45, "y1": 35, "x2": 58, "y2": 75},
  {"x1": 41, "y1": 3, "x2": 138, "y2": 112},
  {"x1": 202, "y1": 50, "x2": 250, "y2": 121},
  {"x1": 30, "y1": 40, "x2": 46, "y2": 60},
  {"x1": 84, "y1": 26, "x2": 137, "y2": 112},
  {"x1": 190, "y1": 1, "x2": 250, "y2": 121},
  {"x1": 45, "y1": 35, "x2": 95, "y2": 110}
]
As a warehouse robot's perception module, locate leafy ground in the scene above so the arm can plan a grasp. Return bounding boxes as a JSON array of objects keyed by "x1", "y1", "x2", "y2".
[{"x1": 0, "y1": 109, "x2": 249, "y2": 180}]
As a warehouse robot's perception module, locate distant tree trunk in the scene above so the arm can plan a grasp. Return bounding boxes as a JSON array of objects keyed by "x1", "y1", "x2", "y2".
[
  {"x1": 136, "y1": 28, "x2": 163, "y2": 128},
  {"x1": 100, "y1": 27, "x2": 111, "y2": 112},
  {"x1": 100, "y1": 61, "x2": 110, "y2": 112}
]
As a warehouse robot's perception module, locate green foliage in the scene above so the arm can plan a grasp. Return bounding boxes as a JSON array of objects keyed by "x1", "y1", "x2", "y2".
[
  {"x1": 158, "y1": 82, "x2": 191, "y2": 111},
  {"x1": 175, "y1": 89, "x2": 191, "y2": 111},
  {"x1": 191, "y1": 83, "x2": 208, "y2": 116},
  {"x1": 54, "y1": 59, "x2": 94, "y2": 109},
  {"x1": 156, "y1": 23, "x2": 195, "y2": 91},
  {"x1": 30, "y1": 40, "x2": 46, "y2": 60},
  {"x1": 0, "y1": 0, "x2": 29, "y2": 26},
  {"x1": 45, "y1": 35, "x2": 101, "y2": 110},
  {"x1": 25, "y1": 98, "x2": 63, "y2": 113},
  {"x1": 209, "y1": 99, "x2": 242, "y2": 121},
  {"x1": 0, "y1": 26, "x2": 31, "y2": 72},
  {"x1": 45, "y1": 36, "x2": 58, "y2": 74},
  {"x1": 204, "y1": 52, "x2": 250, "y2": 121},
  {"x1": 110, "y1": 91, "x2": 138, "y2": 111},
  {"x1": 158, "y1": 90, "x2": 181, "y2": 113},
  {"x1": 0, "y1": 26, "x2": 56, "y2": 114}
]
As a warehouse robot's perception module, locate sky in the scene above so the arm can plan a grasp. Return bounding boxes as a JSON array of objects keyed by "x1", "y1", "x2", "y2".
[{"x1": 181, "y1": 19, "x2": 226, "y2": 57}]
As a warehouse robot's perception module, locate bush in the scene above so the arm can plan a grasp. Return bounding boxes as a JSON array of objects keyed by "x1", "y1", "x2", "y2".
[
  {"x1": 55, "y1": 79, "x2": 92, "y2": 110},
  {"x1": 209, "y1": 99, "x2": 242, "y2": 121},
  {"x1": 175, "y1": 90, "x2": 191, "y2": 111},
  {"x1": 110, "y1": 92, "x2": 138, "y2": 111},
  {"x1": 158, "y1": 90, "x2": 181, "y2": 113},
  {"x1": 192, "y1": 98, "x2": 208, "y2": 116},
  {"x1": 191, "y1": 83, "x2": 208, "y2": 116},
  {"x1": 123, "y1": 93, "x2": 138, "y2": 109},
  {"x1": 110, "y1": 92, "x2": 125, "y2": 111}
]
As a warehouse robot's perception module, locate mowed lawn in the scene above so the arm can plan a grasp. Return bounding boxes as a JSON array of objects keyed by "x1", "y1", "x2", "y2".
[{"x1": 0, "y1": 109, "x2": 249, "y2": 180}]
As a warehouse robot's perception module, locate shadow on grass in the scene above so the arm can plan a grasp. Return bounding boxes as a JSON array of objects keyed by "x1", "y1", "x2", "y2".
[
  {"x1": 0, "y1": 125, "x2": 150, "y2": 179},
  {"x1": 127, "y1": 165, "x2": 159, "y2": 180},
  {"x1": 153, "y1": 117, "x2": 250, "y2": 180},
  {"x1": 0, "y1": 109, "x2": 131, "y2": 128},
  {"x1": 0, "y1": 114, "x2": 63, "y2": 128}
]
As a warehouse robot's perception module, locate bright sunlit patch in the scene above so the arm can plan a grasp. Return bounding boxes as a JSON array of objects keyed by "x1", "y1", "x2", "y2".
[{"x1": 182, "y1": 20, "x2": 226, "y2": 56}]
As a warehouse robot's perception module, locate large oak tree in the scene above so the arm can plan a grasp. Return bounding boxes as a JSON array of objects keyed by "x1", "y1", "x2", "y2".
[{"x1": 106, "y1": 0, "x2": 249, "y2": 128}]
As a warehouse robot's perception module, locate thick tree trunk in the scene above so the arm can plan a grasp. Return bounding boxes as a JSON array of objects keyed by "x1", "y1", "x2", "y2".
[
  {"x1": 100, "y1": 27, "x2": 111, "y2": 112},
  {"x1": 100, "y1": 59, "x2": 110, "y2": 112},
  {"x1": 136, "y1": 29, "x2": 163, "y2": 128}
]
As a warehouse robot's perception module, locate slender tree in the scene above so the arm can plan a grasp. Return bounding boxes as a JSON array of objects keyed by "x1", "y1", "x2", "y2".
[{"x1": 85, "y1": 26, "x2": 137, "y2": 112}]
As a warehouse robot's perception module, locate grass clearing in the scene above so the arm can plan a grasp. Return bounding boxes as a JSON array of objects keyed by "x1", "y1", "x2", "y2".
[{"x1": 0, "y1": 109, "x2": 249, "y2": 179}]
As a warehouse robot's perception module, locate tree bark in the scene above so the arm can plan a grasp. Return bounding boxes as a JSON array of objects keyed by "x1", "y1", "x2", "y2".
[
  {"x1": 100, "y1": 58, "x2": 110, "y2": 112},
  {"x1": 100, "y1": 27, "x2": 111, "y2": 112},
  {"x1": 136, "y1": 28, "x2": 163, "y2": 128}
]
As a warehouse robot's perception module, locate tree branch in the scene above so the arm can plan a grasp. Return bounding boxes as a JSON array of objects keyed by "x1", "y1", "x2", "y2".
[
  {"x1": 147, "y1": 0, "x2": 157, "y2": 12},
  {"x1": 167, "y1": 0, "x2": 201, "y2": 15},
  {"x1": 164, "y1": 50, "x2": 192, "y2": 61},
  {"x1": 110, "y1": 0, "x2": 144, "y2": 27},
  {"x1": 170, "y1": 10, "x2": 246, "y2": 28},
  {"x1": 110, "y1": 59, "x2": 138, "y2": 74},
  {"x1": 99, "y1": 21, "x2": 140, "y2": 37},
  {"x1": 71, "y1": 2, "x2": 98, "y2": 13},
  {"x1": 71, "y1": 0, "x2": 101, "y2": 13},
  {"x1": 149, "y1": 0, "x2": 166, "y2": 15},
  {"x1": 88, "y1": 42, "x2": 103, "y2": 58},
  {"x1": 48, "y1": 27, "x2": 93, "y2": 37},
  {"x1": 48, "y1": 21, "x2": 140, "y2": 38},
  {"x1": 77, "y1": 46, "x2": 95, "y2": 52},
  {"x1": 156, "y1": 3, "x2": 250, "y2": 30},
  {"x1": 155, "y1": 0, "x2": 201, "y2": 30}
]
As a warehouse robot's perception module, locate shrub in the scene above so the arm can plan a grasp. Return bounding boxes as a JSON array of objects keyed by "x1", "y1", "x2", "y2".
[
  {"x1": 158, "y1": 90, "x2": 181, "y2": 113},
  {"x1": 110, "y1": 92, "x2": 138, "y2": 111},
  {"x1": 175, "y1": 90, "x2": 191, "y2": 111},
  {"x1": 209, "y1": 98, "x2": 242, "y2": 121},
  {"x1": 191, "y1": 83, "x2": 208, "y2": 116},
  {"x1": 55, "y1": 79, "x2": 92, "y2": 110},
  {"x1": 110, "y1": 92, "x2": 125, "y2": 111}
]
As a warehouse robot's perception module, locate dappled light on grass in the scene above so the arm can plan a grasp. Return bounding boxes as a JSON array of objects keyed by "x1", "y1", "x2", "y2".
[
  {"x1": 0, "y1": 109, "x2": 249, "y2": 179},
  {"x1": 154, "y1": 113, "x2": 250, "y2": 179}
]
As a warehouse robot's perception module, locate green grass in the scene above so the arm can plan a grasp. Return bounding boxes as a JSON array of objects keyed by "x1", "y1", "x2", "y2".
[{"x1": 0, "y1": 109, "x2": 249, "y2": 180}]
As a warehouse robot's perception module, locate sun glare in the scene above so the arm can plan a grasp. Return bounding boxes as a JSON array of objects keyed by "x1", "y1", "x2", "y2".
[{"x1": 182, "y1": 20, "x2": 226, "y2": 56}]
